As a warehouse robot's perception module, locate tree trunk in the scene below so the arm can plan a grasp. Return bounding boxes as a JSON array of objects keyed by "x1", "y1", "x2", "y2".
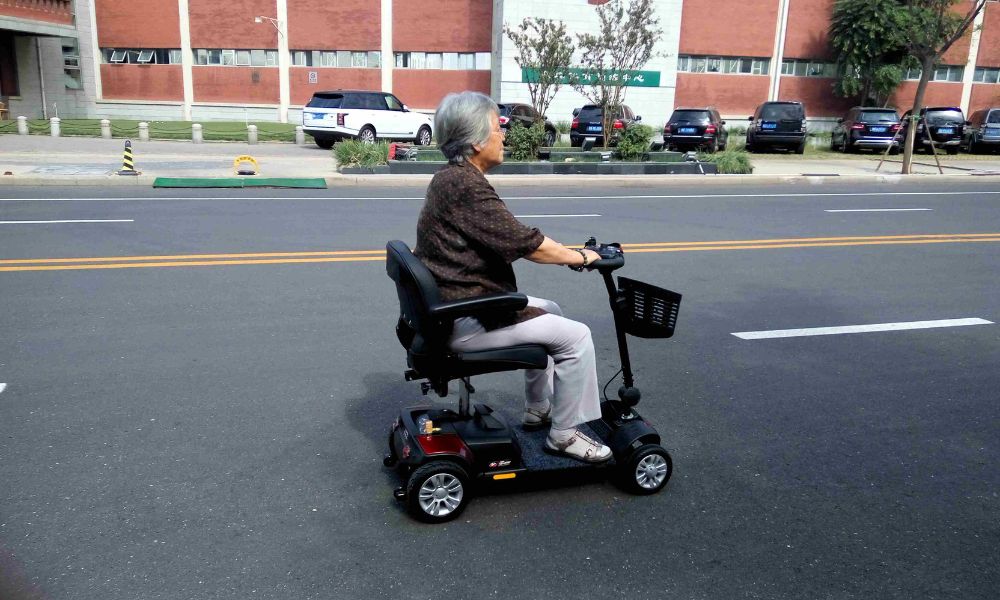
[{"x1": 901, "y1": 55, "x2": 935, "y2": 175}]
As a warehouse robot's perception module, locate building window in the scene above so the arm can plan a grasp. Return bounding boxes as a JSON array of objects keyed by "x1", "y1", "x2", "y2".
[
  {"x1": 781, "y1": 59, "x2": 836, "y2": 78},
  {"x1": 193, "y1": 48, "x2": 278, "y2": 67},
  {"x1": 974, "y1": 67, "x2": 1000, "y2": 84},
  {"x1": 393, "y1": 51, "x2": 491, "y2": 70},
  {"x1": 904, "y1": 65, "x2": 965, "y2": 81},
  {"x1": 102, "y1": 48, "x2": 180, "y2": 65},
  {"x1": 678, "y1": 55, "x2": 769, "y2": 75},
  {"x1": 63, "y1": 38, "x2": 81, "y2": 89}
]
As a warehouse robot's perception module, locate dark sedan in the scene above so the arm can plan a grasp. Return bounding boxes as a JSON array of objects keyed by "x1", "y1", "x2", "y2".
[
  {"x1": 831, "y1": 107, "x2": 901, "y2": 154},
  {"x1": 497, "y1": 103, "x2": 558, "y2": 147},
  {"x1": 570, "y1": 104, "x2": 640, "y2": 147}
]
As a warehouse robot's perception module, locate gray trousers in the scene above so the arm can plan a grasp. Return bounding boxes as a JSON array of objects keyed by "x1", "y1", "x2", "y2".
[{"x1": 449, "y1": 296, "x2": 601, "y2": 430}]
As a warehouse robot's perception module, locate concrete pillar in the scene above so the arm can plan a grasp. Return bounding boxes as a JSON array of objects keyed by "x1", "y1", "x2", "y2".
[
  {"x1": 100, "y1": 119, "x2": 112, "y2": 138},
  {"x1": 192, "y1": 123, "x2": 203, "y2": 143},
  {"x1": 17, "y1": 116, "x2": 28, "y2": 135},
  {"x1": 248, "y1": 124, "x2": 258, "y2": 144},
  {"x1": 138, "y1": 122, "x2": 150, "y2": 142},
  {"x1": 50, "y1": 117, "x2": 61, "y2": 137},
  {"x1": 295, "y1": 125, "x2": 305, "y2": 145}
]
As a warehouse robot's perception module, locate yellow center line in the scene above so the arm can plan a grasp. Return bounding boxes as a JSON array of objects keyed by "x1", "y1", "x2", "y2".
[{"x1": 3, "y1": 233, "x2": 999, "y2": 272}]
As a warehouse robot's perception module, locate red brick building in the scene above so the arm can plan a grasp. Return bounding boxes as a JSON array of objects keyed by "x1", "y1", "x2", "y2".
[{"x1": 1, "y1": 0, "x2": 999, "y2": 127}]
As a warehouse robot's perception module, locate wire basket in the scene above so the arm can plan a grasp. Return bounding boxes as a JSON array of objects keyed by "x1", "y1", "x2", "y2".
[{"x1": 617, "y1": 277, "x2": 682, "y2": 339}]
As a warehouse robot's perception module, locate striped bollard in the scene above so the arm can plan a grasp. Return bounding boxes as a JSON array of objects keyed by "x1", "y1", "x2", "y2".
[{"x1": 117, "y1": 140, "x2": 138, "y2": 176}]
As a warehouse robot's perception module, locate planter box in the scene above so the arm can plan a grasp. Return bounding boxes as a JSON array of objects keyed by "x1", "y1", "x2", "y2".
[
  {"x1": 385, "y1": 160, "x2": 718, "y2": 175},
  {"x1": 340, "y1": 165, "x2": 391, "y2": 174}
]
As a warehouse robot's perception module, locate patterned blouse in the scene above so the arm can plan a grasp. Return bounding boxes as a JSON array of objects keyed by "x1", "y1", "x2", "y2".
[{"x1": 415, "y1": 162, "x2": 546, "y2": 329}]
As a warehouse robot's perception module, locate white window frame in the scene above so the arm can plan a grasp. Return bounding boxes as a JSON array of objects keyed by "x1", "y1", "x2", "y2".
[
  {"x1": 368, "y1": 51, "x2": 381, "y2": 68},
  {"x1": 475, "y1": 52, "x2": 490, "y2": 70},
  {"x1": 236, "y1": 50, "x2": 252, "y2": 66},
  {"x1": 352, "y1": 51, "x2": 367, "y2": 68},
  {"x1": 110, "y1": 50, "x2": 127, "y2": 63},
  {"x1": 137, "y1": 50, "x2": 154, "y2": 64}
]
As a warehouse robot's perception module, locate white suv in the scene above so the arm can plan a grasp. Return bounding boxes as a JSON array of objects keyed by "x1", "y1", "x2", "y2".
[{"x1": 302, "y1": 90, "x2": 434, "y2": 149}]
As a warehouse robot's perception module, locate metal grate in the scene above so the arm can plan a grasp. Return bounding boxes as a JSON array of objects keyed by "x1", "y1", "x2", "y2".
[{"x1": 617, "y1": 277, "x2": 682, "y2": 339}]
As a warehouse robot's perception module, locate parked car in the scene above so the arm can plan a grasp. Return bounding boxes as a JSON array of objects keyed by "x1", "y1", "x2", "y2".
[
  {"x1": 831, "y1": 107, "x2": 901, "y2": 154},
  {"x1": 497, "y1": 103, "x2": 558, "y2": 147},
  {"x1": 962, "y1": 106, "x2": 1000, "y2": 153},
  {"x1": 569, "y1": 104, "x2": 641, "y2": 147},
  {"x1": 662, "y1": 107, "x2": 727, "y2": 152},
  {"x1": 302, "y1": 90, "x2": 433, "y2": 149},
  {"x1": 746, "y1": 101, "x2": 807, "y2": 153},
  {"x1": 900, "y1": 106, "x2": 965, "y2": 155}
]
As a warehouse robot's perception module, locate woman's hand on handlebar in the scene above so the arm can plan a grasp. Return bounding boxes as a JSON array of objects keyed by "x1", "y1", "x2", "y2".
[{"x1": 581, "y1": 248, "x2": 602, "y2": 267}]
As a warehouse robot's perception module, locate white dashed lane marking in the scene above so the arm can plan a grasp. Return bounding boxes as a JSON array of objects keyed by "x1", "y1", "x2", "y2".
[{"x1": 732, "y1": 318, "x2": 994, "y2": 340}]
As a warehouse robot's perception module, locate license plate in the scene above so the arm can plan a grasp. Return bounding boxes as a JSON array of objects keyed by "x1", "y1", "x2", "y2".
[
  {"x1": 762, "y1": 122, "x2": 777, "y2": 130},
  {"x1": 307, "y1": 112, "x2": 324, "y2": 119},
  {"x1": 678, "y1": 127, "x2": 697, "y2": 134},
  {"x1": 937, "y1": 127, "x2": 954, "y2": 134},
  {"x1": 870, "y1": 126, "x2": 887, "y2": 133},
  {"x1": 587, "y1": 126, "x2": 602, "y2": 133}
]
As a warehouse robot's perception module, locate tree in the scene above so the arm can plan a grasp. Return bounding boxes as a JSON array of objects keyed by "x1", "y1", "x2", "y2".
[
  {"x1": 829, "y1": 0, "x2": 910, "y2": 106},
  {"x1": 573, "y1": 0, "x2": 663, "y2": 148},
  {"x1": 899, "y1": 0, "x2": 989, "y2": 174},
  {"x1": 504, "y1": 18, "x2": 575, "y2": 122}
]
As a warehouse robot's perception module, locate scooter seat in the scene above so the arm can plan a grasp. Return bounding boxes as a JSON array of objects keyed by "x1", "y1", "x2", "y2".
[{"x1": 411, "y1": 344, "x2": 549, "y2": 380}]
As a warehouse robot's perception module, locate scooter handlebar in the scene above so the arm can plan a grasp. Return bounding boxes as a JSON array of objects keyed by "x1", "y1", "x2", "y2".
[{"x1": 583, "y1": 237, "x2": 625, "y2": 271}]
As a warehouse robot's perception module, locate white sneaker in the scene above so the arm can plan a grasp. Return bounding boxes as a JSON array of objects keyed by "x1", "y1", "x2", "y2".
[{"x1": 544, "y1": 430, "x2": 612, "y2": 464}]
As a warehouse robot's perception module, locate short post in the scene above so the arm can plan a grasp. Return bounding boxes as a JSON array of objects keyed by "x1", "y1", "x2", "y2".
[
  {"x1": 50, "y1": 117, "x2": 61, "y2": 137},
  {"x1": 17, "y1": 116, "x2": 28, "y2": 135},
  {"x1": 138, "y1": 122, "x2": 149, "y2": 142},
  {"x1": 192, "y1": 123, "x2": 203, "y2": 144},
  {"x1": 247, "y1": 124, "x2": 258, "y2": 145},
  {"x1": 100, "y1": 119, "x2": 112, "y2": 139},
  {"x1": 295, "y1": 125, "x2": 305, "y2": 146}
]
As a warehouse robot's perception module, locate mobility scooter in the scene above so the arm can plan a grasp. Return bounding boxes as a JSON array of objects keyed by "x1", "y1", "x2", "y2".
[{"x1": 383, "y1": 238, "x2": 681, "y2": 523}]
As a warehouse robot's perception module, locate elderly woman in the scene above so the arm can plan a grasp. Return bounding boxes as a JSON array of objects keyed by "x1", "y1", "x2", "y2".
[{"x1": 414, "y1": 91, "x2": 610, "y2": 463}]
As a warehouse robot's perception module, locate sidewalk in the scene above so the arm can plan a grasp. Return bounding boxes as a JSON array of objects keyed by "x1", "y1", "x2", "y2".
[{"x1": 1, "y1": 134, "x2": 999, "y2": 186}]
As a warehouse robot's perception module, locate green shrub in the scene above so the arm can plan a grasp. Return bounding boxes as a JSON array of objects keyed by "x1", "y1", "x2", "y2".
[
  {"x1": 555, "y1": 120, "x2": 572, "y2": 134},
  {"x1": 506, "y1": 120, "x2": 547, "y2": 161},
  {"x1": 334, "y1": 140, "x2": 389, "y2": 168},
  {"x1": 616, "y1": 124, "x2": 654, "y2": 161},
  {"x1": 726, "y1": 125, "x2": 748, "y2": 136},
  {"x1": 698, "y1": 148, "x2": 753, "y2": 174}
]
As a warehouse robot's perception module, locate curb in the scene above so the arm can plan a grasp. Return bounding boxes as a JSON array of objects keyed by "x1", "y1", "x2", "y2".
[{"x1": 2, "y1": 172, "x2": 1000, "y2": 187}]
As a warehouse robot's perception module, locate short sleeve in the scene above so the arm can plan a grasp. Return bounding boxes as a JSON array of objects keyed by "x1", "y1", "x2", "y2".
[{"x1": 451, "y1": 178, "x2": 544, "y2": 263}]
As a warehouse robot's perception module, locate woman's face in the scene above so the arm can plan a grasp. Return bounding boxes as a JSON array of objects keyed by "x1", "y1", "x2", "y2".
[{"x1": 469, "y1": 112, "x2": 505, "y2": 173}]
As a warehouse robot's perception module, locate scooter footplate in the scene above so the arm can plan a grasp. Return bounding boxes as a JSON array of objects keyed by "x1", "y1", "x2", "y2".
[{"x1": 498, "y1": 408, "x2": 615, "y2": 471}]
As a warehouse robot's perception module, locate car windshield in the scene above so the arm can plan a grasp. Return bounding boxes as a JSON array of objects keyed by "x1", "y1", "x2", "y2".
[
  {"x1": 925, "y1": 109, "x2": 963, "y2": 125},
  {"x1": 497, "y1": 105, "x2": 514, "y2": 116},
  {"x1": 987, "y1": 112, "x2": 1000, "y2": 124},
  {"x1": 306, "y1": 94, "x2": 343, "y2": 109},
  {"x1": 761, "y1": 104, "x2": 803, "y2": 120},
  {"x1": 670, "y1": 110, "x2": 711, "y2": 124},
  {"x1": 859, "y1": 110, "x2": 898, "y2": 122}
]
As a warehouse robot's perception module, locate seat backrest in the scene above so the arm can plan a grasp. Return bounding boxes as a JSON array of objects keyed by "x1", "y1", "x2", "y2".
[{"x1": 385, "y1": 240, "x2": 449, "y2": 356}]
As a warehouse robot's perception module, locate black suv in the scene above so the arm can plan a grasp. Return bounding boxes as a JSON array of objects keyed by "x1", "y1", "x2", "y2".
[
  {"x1": 831, "y1": 107, "x2": 901, "y2": 154},
  {"x1": 900, "y1": 107, "x2": 965, "y2": 154},
  {"x1": 497, "y1": 103, "x2": 558, "y2": 147},
  {"x1": 746, "y1": 101, "x2": 807, "y2": 153},
  {"x1": 663, "y1": 107, "x2": 728, "y2": 152},
  {"x1": 962, "y1": 107, "x2": 1000, "y2": 153},
  {"x1": 570, "y1": 104, "x2": 640, "y2": 147}
]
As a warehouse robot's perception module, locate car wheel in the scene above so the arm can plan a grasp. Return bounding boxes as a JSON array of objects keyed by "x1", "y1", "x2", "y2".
[
  {"x1": 618, "y1": 444, "x2": 672, "y2": 495},
  {"x1": 415, "y1": 126, "x2": 432, "y2": 146},
  {"x1": 830, "y1": 135, "x2": 838, "y2": 151},
  {"x1": 706, "y1": 139, "x2": 718, "y2": 153},
  {"x1": 795, "y1": 140, "x2": 806, "y2": 155},
  {"x1": 405, "y1": 461, "x2": 470, "y2": 523},
  {"x1": 315, "y1": 137, "x2": 335, "y2": 150},
  {"x1": 357, "y1": 125, "x2": 376, "y2": 144},
  {"x1": 544, "y1": 129, "x2": 557, "y2": 147}
]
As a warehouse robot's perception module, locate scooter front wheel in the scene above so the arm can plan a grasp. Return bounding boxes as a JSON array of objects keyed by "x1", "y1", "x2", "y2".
[
  {"x1": 619, "y1": 444, "x2": 672, "y2": 495},
  {"x1": 405, "y1": 461, "x2": 471, "y2": 523}
]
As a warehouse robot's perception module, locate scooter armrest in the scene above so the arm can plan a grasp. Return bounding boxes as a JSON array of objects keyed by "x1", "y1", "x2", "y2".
[{"x1": 429, "y1": 293, "x2": 529, "y2": 320}]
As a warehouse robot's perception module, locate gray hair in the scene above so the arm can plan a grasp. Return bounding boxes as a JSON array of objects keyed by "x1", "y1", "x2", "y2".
[{"x1": 434, "y1": 92, "x2": 498, "y2": 164}]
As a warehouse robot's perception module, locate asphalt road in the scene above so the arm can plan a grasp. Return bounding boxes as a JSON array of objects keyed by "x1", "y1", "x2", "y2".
[{"x1": 1, "y1": 181, "x2": 998, "y2": 600}]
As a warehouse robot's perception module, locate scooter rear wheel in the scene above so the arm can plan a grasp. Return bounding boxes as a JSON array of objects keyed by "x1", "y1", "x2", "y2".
[
  {"x1": 619, "y1": 444, "x2": 672, "y2": 495},
  {"x1": 405, "y1": 461, "x2": 471, "y2": 523}
]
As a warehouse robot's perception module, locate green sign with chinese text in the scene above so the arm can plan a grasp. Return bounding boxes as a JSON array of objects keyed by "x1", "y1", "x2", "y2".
[{"x1": 521, "y1": 67, "x2": 661, "y2": 87}]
